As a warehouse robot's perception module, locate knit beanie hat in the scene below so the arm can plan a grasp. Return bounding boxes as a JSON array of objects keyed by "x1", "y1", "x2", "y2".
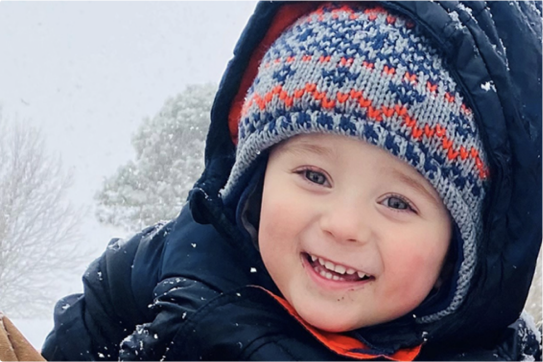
[{"x1": 222, "y1": 2, "x2": 489, "y2": 324}]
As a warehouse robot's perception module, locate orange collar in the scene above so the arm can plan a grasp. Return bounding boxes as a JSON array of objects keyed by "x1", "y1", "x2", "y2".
[{"x1": 255, "y1": 287, "x2": 421, "y2": 361}]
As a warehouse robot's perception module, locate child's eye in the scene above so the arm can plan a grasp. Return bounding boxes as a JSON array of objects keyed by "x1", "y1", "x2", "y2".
[
  {"x1": 304, "y1": 170, "x2": 327, "y2": 185},
  {"x1": 295, "y1": 168, "x2": 330, "y2": 187},
  {"x1": 381, "y1": 195, "x2": 416, "y2": 213}
]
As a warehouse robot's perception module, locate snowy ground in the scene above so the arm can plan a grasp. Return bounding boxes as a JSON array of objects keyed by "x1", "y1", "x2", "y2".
[{"x1": 10, "y1": 318, "x2": 52, "y2": 351}]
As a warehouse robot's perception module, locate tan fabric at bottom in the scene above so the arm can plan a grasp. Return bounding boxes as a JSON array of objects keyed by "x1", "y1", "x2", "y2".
[{"x1": 0, "y1": 313, "x2": 45, "y2": 361}]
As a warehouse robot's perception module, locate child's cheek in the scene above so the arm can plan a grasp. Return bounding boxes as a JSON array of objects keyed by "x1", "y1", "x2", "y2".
[
  {"x1": 260, "y1": 198, "x2": 289, "y2": 235},
  {"x1": 384, "y1": 244, "x2": 443, "y2": 303},
  {"x1": 259, "y1": 197, "x2": 301, "y2": 257},
  {"x1": 261, "y1": 184, "x2": 306, "y2": 237}
]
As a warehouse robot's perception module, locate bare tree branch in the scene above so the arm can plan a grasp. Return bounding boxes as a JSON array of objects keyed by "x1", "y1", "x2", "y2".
[{"x1": 0, "y1": 112, "x2": 87, "y2": 318}]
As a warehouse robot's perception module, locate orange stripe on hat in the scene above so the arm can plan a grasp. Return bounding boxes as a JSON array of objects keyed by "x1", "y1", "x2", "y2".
[{"x1": 242, "y1": 83, "x2": 488, "y2": 179}]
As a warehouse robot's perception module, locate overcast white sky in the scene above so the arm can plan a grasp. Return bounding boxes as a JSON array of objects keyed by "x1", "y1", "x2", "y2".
[{"x1": 0, "y1": 1, "x2": 257, "y2": 345}]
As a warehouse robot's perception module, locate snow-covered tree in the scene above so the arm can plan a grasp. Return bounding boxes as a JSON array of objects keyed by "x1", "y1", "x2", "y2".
[
  {"x1": 95, "y1": 83, "x2": 216, "y2": 232},
  {"x1": 0, "y1": 112, "x2": 85, "y2": 318}
]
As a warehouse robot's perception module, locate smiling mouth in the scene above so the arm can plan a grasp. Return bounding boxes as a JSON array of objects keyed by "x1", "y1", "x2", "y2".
[{"x1": 303, "y1": 252, "x2": 373, "y2": 282}]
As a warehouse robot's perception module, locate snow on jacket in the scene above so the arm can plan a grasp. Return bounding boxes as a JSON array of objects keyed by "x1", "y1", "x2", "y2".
[{"x1": 42, "y1": 1, "x2": 542, "y2": 361}]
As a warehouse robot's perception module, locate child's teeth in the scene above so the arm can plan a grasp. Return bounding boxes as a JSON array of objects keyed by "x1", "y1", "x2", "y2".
[
  {"x1": 309, "y1": 254, "x2": 371, "y2": 280},
  {"x1": 319, "y1": 269, "x2": 327, "y2": 278},
  {"x1": 325, "y1": 260, "x2": 335, "y2": 271}
]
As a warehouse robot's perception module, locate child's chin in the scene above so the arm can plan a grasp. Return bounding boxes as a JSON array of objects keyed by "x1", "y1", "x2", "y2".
[{"x1": 296, "y1": 306, "x2": 365, "y2": 333}]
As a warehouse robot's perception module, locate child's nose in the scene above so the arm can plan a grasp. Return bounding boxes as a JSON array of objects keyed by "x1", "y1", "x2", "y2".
[{"x1": 319, "y1": 198, "x2": 373, "y2": 244}]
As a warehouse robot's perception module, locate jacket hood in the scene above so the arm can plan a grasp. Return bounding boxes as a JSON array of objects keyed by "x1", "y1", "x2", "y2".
[{"x1": 189, "y1": 0, "x2": 542, "y2": 352}]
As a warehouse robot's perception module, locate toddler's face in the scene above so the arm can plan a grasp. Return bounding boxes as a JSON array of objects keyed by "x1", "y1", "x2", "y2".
[{"x1": 258, "y1": 133, "x2": 451, "y2": 332}]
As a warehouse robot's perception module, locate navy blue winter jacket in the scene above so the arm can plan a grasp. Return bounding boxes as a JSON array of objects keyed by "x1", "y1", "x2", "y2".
[{"x1": 42, "y1": 1, "x2": 542, "y2": 360}]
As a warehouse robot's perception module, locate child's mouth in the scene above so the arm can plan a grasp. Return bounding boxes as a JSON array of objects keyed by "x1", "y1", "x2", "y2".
[{"x1": 302, "y1": 252, "x2": 373, "y2": 283}]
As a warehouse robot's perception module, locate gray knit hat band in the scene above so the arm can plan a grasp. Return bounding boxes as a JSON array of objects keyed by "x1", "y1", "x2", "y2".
[{"x1": 222, "y1": 3, "x2": 489, "y2": 324}]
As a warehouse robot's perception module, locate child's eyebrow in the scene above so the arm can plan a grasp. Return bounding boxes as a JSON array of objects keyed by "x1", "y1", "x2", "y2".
[
  {"x1": 283, "y1": 142, "x2": 337, "y2": 160},
  {"x1": 389, "y1": 169, "x2": 440, "y2": 205}
]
